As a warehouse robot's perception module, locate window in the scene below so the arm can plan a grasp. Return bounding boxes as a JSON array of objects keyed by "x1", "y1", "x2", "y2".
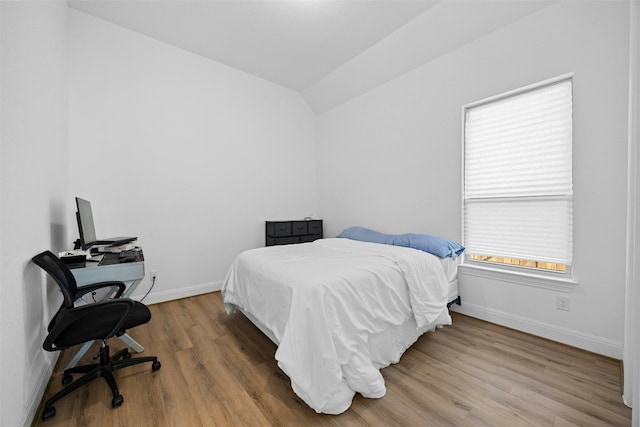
[{"x1": 463, "y1": 76, "x2": 573, "y2": 275}]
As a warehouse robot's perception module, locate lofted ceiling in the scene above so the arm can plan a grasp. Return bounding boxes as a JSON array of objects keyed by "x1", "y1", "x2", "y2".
[{"x1": 67, "y1": 0, "x2": 555, "y2": 113}]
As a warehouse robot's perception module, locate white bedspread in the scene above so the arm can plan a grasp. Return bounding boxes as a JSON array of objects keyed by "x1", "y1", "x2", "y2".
[{"x1": 221, "y1": 238, "x2": 451, "y2": 414}]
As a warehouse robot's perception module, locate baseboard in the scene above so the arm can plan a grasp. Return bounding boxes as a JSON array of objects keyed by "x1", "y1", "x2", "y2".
[
  {"x1": 450, "y1": 302, "x2": 623, "y2": 359},
  {"x1": 132, "y1": 280, "x2": 222, "y2": 305},
  {"x1": 21, "y1": 353, "x2": 58, "y2": 427}
]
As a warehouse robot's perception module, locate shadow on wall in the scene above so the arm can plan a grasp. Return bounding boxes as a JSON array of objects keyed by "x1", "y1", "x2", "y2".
[{"x1": 20, "y1": 199, "x2": 69, "y2": 382}]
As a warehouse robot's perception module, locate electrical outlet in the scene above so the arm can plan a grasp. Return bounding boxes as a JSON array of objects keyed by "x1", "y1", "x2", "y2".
[
  {"x1": 556, "y1": 295, "x2": 570, "y2": 311},
  {"x1": 151, "y1": 270, "x2": 159, "y2": 282}
]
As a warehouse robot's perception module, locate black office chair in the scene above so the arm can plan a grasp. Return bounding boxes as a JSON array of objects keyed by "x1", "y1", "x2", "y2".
[{"x1": 32, "y1": 250, "x2": 161, "y2": 421}]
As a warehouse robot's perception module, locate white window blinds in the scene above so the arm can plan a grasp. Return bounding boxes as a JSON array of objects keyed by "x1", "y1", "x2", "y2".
[{"x1": 463, "y1": 78, "x2": 573, "y2": 266}]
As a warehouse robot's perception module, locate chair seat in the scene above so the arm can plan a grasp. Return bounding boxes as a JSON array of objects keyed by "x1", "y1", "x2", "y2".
[{"x1": 53, "y1": 301, "x2": 151, "y2": 349}]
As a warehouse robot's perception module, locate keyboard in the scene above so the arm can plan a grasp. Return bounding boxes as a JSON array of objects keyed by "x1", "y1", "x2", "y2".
[
  {"x1": 119, "y1": 250, "x2": 140, "y2": 259},
  {"x1": 98, "y1": 250, "x2": 144, "y2": 266}
]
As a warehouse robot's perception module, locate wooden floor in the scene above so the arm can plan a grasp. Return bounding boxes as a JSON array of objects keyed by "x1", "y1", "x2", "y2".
[{"x1": 34, "y1": 292, "x2": 631, "y2": 426}]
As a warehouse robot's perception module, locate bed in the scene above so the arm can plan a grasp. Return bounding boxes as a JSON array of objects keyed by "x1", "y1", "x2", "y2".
[{"x1": 221, "y1": 234, "x2": 461, "y2": 414}]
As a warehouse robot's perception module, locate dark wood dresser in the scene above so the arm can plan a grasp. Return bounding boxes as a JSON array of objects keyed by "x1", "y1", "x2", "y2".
[{"x1": 265, "y1": 220, "x2": 323, "y2": 246}]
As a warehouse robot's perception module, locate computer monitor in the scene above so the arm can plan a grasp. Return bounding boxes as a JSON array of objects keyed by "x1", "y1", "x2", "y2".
[{"x1": 75, "y1": 197, "x2": 98, "y2": 250}]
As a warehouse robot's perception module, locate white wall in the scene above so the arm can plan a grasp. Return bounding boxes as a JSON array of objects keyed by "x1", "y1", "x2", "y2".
[
  {"x1": 623, "y1": 0, "x2": 639, "y2": 419},
  {"x1": 317, "y1": 1, "x2": 630, "y2": 358},
  {"x1": 68, "y1": 10, "x2": 317, "y2": 303},
  {"x1": 0, "y1": 1, "x2": 69, "y2": 426}
]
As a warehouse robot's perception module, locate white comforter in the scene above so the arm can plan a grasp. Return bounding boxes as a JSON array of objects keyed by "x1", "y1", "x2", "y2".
[{"x1": 221, "y1": 238, "x2": 451, "y2": 414}]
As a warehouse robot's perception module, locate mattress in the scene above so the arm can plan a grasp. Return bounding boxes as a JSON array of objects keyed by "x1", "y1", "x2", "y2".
[{"x1": 221, "y1": 238, "x2": 453, "y2": 414}]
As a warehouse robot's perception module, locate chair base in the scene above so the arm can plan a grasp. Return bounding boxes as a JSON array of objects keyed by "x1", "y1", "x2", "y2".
[{"x1": 42, "y1": 344, "x2": 161, "y2": 421}]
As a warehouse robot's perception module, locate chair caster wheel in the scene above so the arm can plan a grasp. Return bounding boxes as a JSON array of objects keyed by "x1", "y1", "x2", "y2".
[
  {"x1": 62, "y1": 373, "x2": 73, "y2": 386},
  {"x1": 112, "y1": 394, "x2": 124, "y2": 408},
  {"x1": 42, "y1": 406, "x2": 56, "y2": 420},
  {"x1": 123, "y1": 352, "x2": 132, "y2": 359},
  {"x1": 152, "y1": 361, "x2": 161, "y2": 371}
]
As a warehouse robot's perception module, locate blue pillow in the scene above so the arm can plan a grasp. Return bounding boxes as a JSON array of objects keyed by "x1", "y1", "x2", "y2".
[
  {"x1": 337, "y1": 227, "x2": 464, "y2": 258},
  {"x1": 401, "y1": 233, "x2": 465, "y2": 258},
  {"x1": 337, "y1": 226, "x2": 402, "y2": 246}
]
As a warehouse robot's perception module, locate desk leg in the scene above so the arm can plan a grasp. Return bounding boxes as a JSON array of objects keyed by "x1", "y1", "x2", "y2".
[
  {"x1": 118, "y1": 279, "x2": 144, "y2": 352},
  {"x1": 122, "y1": 278, "x2": 142, "y2": 298},
  {"x1": 65, "y1": 277, "x2": 147, "y2": 368},
  {"x1": 118, "y1": 333, "x2": 144, "y2": 353},
  {"x1": 64, "y1": 341, "x2": 93, "y2": 371},
  {"x1": 119, "y1": 278, "x2": 145, "y2": 352}
]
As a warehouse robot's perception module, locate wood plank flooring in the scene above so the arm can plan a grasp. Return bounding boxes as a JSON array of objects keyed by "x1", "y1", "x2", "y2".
[{"x1": 33, "y1": 292, "x2": 631, "y2": 426}]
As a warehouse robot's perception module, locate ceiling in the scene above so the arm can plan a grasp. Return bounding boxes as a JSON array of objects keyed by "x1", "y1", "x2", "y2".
[
  {"x1": 67, "y1": 0, "x2": 555, "y2": 113},
  {"x1": 68, "y1": 0, "x2": 439, "y2": 91}
]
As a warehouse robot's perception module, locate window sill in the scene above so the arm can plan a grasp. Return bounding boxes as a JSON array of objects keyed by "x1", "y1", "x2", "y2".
[{"x1": 458, "y1": 263, "x2": 578, "y2": 293}]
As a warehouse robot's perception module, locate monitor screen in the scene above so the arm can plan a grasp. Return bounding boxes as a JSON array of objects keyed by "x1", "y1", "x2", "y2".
[{"x1": 75, "y1": 197, "x2": 98, "y2": 250}]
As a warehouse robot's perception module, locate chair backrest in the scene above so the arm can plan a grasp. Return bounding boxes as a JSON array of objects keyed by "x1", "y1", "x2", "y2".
[{"x1": 32, "y1": 251, "x2": 78, "y2": 309}]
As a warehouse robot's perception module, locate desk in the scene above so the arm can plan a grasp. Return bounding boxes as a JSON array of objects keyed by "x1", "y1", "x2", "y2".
[
  {"x1": 73, "y1": 256, "x2": 144, "y2": 298},
  {"x1": 66, "y1": 253, "x2": 146, "y2": 369}
]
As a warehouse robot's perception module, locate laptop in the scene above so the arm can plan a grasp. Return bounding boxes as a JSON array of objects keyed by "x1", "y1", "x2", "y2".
[{"x1": 75, "y1": 197, "x2": 137, "y2": 250}]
